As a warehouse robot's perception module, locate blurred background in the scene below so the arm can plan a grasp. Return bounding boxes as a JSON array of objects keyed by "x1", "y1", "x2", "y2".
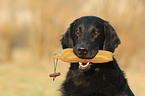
[{"x1": 0, "y1": 0, "x2": 145, "y2": 96}]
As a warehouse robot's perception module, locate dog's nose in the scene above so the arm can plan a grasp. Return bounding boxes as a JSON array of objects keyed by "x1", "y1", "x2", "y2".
[{"x1": 77, "y1": 46, "x2": 88, "y2": 55}]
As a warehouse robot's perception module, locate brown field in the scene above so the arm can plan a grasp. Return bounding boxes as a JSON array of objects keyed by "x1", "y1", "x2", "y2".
[
  {"x1": 0, "y1": 49, "x2": 145, "y2": 96},
  {"x1": 0, "y1": 0, "x2": 145, "y2": 95}
]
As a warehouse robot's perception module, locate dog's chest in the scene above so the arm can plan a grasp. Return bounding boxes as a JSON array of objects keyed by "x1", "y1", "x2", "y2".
[{"x1": 63, "y1": 69, "x2": 119, "y2": 96}]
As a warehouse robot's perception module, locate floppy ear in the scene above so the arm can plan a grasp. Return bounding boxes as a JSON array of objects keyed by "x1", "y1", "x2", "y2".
[
  {"x1": 61, "y1": 23, "x2": 74, "y2": 49},
  {"x1": 103, "y1": 21, "x2": 121, "y2": 52}
]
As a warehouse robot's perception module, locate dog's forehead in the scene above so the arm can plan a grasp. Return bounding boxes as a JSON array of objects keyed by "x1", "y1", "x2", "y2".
[
  {"x1": 75, "y1": 16, "x2": 104, "y2": 23},
  {"x1": 74, "y1": 17, "x2": 105, "y2": 28}
]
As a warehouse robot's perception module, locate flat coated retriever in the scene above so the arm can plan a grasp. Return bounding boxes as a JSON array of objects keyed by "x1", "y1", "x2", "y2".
[{"x1": 60, "y1": 16, "x2": 134, "y2": 96}]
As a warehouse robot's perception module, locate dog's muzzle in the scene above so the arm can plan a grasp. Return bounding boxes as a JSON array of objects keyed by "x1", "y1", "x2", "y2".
[{"x1": 79, "y1": 62, "x2": 91, "y2": 71}]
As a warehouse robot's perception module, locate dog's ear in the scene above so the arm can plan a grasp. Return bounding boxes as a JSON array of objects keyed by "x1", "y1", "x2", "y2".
[
  {"x1": 103, "y1": 21, "x2": 121, "y2": 52},
  {"x1": 61, "y1": 23, "x2": 74, "y2": 49}
]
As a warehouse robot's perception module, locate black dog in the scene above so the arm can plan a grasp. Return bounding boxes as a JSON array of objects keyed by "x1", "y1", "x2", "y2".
[{"x1": 60, "y1": 16, "x2": 134, "y2": 96}]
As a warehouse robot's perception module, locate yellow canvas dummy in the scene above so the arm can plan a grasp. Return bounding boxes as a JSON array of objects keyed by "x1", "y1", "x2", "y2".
[
  {"x1": 53, "y1": 48, "x2": 114, "y2": 63},
  {"x1": 49, "y1": 48, "x2": 114, "y2": 80}
]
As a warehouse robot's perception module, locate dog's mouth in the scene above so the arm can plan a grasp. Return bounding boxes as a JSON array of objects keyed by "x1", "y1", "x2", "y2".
[
  {"x1": 73, "y1": 47, "x2": 99, "y2": 71},
  {"x1": 79, "y1": 62, "x2": 91, "y2": 71}
]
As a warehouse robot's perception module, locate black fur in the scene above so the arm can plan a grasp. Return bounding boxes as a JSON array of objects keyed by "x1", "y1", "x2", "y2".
[{"x1": 60, "y1": 16, "x2": 134, "y2": 96}]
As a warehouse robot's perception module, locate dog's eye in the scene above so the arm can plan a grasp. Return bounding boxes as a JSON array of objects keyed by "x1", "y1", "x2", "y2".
[
  {"x1": 94, "y1": 31, "x2": 99, "y2": 35},
  {"x1": 76, "y1": 30, "x2": 80, "y2": 34},
  {"x1": 91, "y1": 29, "x2": 100, "y2": 39},
  {"x1": 92, "y1": 29, "x2": 99, "y2": 35}
]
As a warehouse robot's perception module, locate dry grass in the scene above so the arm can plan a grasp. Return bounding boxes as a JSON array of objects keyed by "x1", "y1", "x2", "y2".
[
  {"x1": 0, "y1": 52, "x2": 70, "y2": 96},
  {"x1": 0, "y1": 57, "x2": 144, "y2": 96}
]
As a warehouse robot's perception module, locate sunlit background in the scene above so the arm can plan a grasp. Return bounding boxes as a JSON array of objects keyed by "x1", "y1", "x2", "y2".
[{"x1": 0, "y1": 0, "x2": 145, "y2": 96}]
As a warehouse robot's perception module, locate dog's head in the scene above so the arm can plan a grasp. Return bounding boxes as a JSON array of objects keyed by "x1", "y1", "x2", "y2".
[{"x1": 61, "y1": 16, "x2": 120, "y2": 59}]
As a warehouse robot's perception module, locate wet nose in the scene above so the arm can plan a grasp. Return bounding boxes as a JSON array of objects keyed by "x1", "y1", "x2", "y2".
[{"x1": 77, "y1": 46, "x2": 88, "y2": 55}]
